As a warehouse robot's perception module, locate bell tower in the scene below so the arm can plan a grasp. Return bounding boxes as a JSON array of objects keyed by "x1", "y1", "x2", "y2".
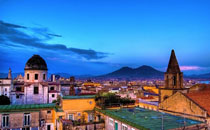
[
  {"x1": 164, "y1": 49, "x2": 183, "y2": 89},
  {"x1": 159, "y1": 50, "x2": 187, "y2": 103}
]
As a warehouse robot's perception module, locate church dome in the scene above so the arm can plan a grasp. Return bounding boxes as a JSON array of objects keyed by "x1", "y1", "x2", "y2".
[{"x1": 25, "y1": 55, "x2": 48, "y2": 70}]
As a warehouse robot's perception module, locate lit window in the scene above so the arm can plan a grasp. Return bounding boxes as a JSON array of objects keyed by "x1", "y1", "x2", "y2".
[
  {"x1": 35, "y1": 74, "x2": 38, "y2": 80},
  {"x1": 34, "y1": 87, "x2": 39, "y2": 94},
  {"x1": 24, "y1": 113, "x2": 30, "y2": 126},
  {"x1": 2, "y1": 114, "x2": 9, "y2": 127}
]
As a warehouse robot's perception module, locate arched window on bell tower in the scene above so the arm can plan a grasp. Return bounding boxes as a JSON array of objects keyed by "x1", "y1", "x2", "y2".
[{"x1": 173, "y1": 76, "x2": 176, "y2": 86}]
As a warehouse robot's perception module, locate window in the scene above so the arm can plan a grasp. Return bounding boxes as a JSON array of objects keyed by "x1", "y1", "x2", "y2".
[
  {"x1": 43, "y1": 74, "x2": 46, "y2": 80},
  {"x1": 16, "y1": 87, "x2": 21, "y2": 92},
  {"x1": 47, "y1": 125, "x2": 51, "y2": 130},
  {"x1": 35, "y1": 74, "x2": 38, "y2": 80},
  {"x1": 52, "y1": 94, "x2": 55, "y2": 98},
  {"x1": 47, "y1": 110, "x2": 51, "y2": 114},
  {"x1": 34, "y1": 87, "x2": 39, "y2": 94},
  {"x1": 68, "y1": 114, "x2": 74, "y2": 120},
  {"x1": 27, "y1": 74, "x2": 29, "y2": 80},
  {"x1": 22, "y1": 128, "x2": 30, "y2": 130},
  {"x1": 122, "y1": 124, "x2": 128, "y2": 130},
  {"x1": 50, "y1": 87, "x2": 54, "y2": 91},
  {"x1": 24, "y1": 113, "x2": 30, "y2": 126},
  {"x1": 173, "y1": 76, "x2": 176, "y2": 86},
  {"x1": 88, "y1": 114, "x2": 93, "y2": 122},
  {"x1": 2, "y1": 114, "x2": 9, "y2": 127},
  {"x1": 109, "y1": 118, "x2": 113, "y2": 126},
  {"x1": 16, "y1": 95, "x2": 20, "y2": 99}
]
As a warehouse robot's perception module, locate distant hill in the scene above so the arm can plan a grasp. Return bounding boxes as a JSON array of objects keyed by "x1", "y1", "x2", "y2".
[
  {"x1": 0, "y1": 72, "x2": 23, "y2": 79},
  {"x1": 99, "y1": 65, "x2": 164, "y2": 79},
  {"x1": 186, "y1": 73, "x2": 210, "y2": 79}
]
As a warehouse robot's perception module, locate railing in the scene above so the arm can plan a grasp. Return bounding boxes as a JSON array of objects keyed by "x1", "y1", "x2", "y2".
[{"x1": 62, "y1": 120, "x2": 105, "y2": 130}]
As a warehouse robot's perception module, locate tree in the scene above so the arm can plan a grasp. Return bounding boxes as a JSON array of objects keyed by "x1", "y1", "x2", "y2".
[{"x1": 0, "y1": 95, "x2": 10, "y2": 105}]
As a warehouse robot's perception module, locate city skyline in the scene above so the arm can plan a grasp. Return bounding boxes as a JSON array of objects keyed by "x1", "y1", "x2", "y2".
[{"x1": 1, "y1": 0, "x2": 210, "y2": 75}]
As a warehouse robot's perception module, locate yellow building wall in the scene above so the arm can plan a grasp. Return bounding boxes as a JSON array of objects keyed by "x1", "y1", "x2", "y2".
[
  {"x1": 62, "y1": 98, "x2": 96, "y2": 122},
  {"x1": 143, "y1": 86, "x2": 159, "y2": 94},
  {"x1": 159, "y1": 89, "x2": 174, "y2": 102}
]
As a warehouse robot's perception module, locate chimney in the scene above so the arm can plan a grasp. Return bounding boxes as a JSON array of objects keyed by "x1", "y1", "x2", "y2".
[{"x1": 51, "y1": 74, "x2": 55, "y2": 82}]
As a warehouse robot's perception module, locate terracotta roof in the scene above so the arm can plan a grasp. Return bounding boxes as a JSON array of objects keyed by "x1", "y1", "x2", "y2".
[
  {"x1": 189, "y1": 84, "x2": 210, "y2": 92},
  {"x1": 166, "y1": 49, "x2": 181, "y2": 73},
  {"x1": 185, "y1": 88, "x2": 210, "y2": 116}
]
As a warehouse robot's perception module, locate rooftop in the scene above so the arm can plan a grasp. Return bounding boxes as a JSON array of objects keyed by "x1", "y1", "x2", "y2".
[
  {"x1": 0, "y1": 103, "x2": 56, "y2": 112},
  {"x1": 185, "y1": 88, "x2": 210, "y2": 116},
  {"x1": 96, "y1": 107, "x2": 203, "y2": 130},
  {"x1": 62, "y1": 95, "x2": 95, "y2": 99}
]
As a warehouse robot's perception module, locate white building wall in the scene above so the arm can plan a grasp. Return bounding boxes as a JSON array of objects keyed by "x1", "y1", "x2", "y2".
[
  {"x1": 49, "y1": 93, "x2": 58, "y2": 103},
  {"x1": 105, "y1": 116, "x2": 138, "y2": 130},
  {"x1": 0, "y1": 79, "x2": 12, "y2": 97},
  {"x1": 24, "y1": 84, "x2": 48, "y2": 104}
]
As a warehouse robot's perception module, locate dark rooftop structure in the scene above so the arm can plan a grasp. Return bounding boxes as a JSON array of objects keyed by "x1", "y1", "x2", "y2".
[
  {"x1": 166, "y1": 50, "x2": 181, "y2": 73},
  {"x1": 25, "y1": 55, "x2": 48, "y2": 70}
]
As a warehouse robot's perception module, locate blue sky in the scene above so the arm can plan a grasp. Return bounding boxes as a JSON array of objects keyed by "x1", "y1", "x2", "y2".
[{"x1": 0, "y1": 0, "x2": 210, "y2": 75}]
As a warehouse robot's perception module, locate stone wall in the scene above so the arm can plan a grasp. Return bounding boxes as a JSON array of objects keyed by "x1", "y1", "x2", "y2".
[{"x1": 0, "y1": 111, "x2": 39, "y2": 129}]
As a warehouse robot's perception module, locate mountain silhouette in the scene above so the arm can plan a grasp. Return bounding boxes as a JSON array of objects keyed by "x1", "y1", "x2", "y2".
[{"x1": 99, "y1": 65, "x2": 164, "y2": 79}]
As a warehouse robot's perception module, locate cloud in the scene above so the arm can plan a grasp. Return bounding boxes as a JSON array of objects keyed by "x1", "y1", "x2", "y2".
[
  {"x1": 48, "y1": 33, "x2": 62, "y2": 37},
  {"x1": 180, "y1": 66, "x2": 202, "y2": 71},
  {"x1": 0, "y1": 20, "x2": 109, "y2": 60},
  {"x1": 0, "y1": 21, "x2": 27, "y2": 29}
]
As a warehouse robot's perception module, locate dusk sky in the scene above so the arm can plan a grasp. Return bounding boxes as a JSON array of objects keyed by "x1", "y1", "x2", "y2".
[{"x1": 0, "y1": 0, "x2": 210, "y2": 75}]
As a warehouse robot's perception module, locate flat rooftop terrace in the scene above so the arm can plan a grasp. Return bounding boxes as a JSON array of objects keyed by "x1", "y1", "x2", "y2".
[
  {"x1": 97, "y1": 107, "x2": 203, "y2": 130},
  {"x1": 0, "y1": 103, "x2": 56, "y2": 112}
]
